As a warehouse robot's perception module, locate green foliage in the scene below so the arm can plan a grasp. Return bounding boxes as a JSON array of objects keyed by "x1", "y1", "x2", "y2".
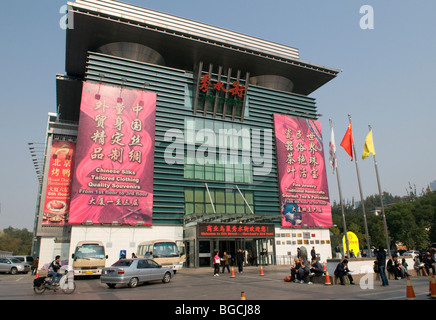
[
  {"x1": 0, "y1": 227, "x2": 33, "y2": 255},
  {"x1": 331, "y1": 190, "x2": 436, "y2": 251}
]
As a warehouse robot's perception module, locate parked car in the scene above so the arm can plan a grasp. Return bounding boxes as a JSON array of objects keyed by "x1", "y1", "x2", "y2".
[
  {"x1": 101, "y1": 258, "x2": 174, "y2": 288},
  {"x1": 0, "y1": 257, "x2": 31, "y2": 274},
  {"x1": 402, "y1": 251, "x2": 419, "y2": 257},
  {"x1": 11, "y1": 255, "x2": 34, "y2": 265}
]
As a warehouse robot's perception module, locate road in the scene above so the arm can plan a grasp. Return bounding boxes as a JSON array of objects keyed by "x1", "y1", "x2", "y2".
[{"x1": 0, "y1": 265, "x2": 433, "y2": 302}]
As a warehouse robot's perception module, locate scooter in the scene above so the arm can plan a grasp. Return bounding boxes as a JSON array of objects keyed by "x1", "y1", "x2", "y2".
[{"x1": 33, "y1": 267, "x2": 76, "y2": 294}]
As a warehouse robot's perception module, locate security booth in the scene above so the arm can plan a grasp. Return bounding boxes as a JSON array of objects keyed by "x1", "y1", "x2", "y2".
[{"x1": 184, "y1": 223, "x2": 276, "y2": 268}]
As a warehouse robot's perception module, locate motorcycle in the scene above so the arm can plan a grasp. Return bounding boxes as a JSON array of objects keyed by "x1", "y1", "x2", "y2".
[{"x1": 33, "y1": 267, "x2": 76, "y2": 294}]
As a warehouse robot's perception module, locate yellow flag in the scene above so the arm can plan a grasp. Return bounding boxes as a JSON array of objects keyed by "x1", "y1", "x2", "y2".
[{"x1": 362, "y1": 130, "x2": 375, "y2": 159}]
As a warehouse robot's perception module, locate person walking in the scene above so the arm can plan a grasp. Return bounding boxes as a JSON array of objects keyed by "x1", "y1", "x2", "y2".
[
  {"x1": 236, "y1": 249, "x2": 244, "y2": 273},
  {"x1": 221, "y1": 252, "x2": 230, "y2": 273},
  {"x1": 213, "y1": 251, "x2": 220, "y2": 277},
  {"x1": 373, "y1": 246, "x2": 389, "y2": 286}
]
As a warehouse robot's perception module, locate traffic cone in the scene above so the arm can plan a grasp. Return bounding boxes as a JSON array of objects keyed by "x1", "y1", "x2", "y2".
[
  {"x1": 324, "y1": 270, "x2": 332, "y2": 285},
  {"x1": 406, "y1": 276, "x2": 416, "y2": 300},
  {"x1": 431, "y1": 274, "x2": 436, "y2": 299},
  {"x1": 240, "y1": 291, "x2": 246, "y2": 300},
  {"x1": 259, "y1": 266, "x2": 264, "y2": 276},
  {"x1": 230, "y1": 267, "x2": 235, "y2": 278},
  {"x1": 35, "y1": 270, "x2": 39, "y2": 278}
]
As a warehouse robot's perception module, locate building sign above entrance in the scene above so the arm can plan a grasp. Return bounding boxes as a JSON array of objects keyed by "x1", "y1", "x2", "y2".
[
  {"x1": 198, "y1": 223, "x2": 275, "y2": 238},
  {"x1": 193, "y1": 62, "x2": 249, "y2": 122}
]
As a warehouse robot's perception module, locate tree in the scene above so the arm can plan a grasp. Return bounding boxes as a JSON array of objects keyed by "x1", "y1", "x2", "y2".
[{"x1": 0, "y1": 227, "x2": 33, "y2": 255}]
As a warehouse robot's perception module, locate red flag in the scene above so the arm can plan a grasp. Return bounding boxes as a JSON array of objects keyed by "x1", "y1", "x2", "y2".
[{"x1": 340, "y1": 123, "x2": 354, "y2": 161}]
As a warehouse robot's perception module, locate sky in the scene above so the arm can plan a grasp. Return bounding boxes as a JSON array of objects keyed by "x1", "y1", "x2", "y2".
[{"x1": 1, "y1": 0, "x2": 436, "y2": 230}]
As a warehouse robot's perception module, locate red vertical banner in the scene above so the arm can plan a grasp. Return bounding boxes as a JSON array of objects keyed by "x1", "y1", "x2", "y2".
[
  {"x1": 42, "y1": 141, "x2": 75, "y2": 225},
  {"x1": 273, "y1": 114, "x2": 332, "y2": 228},
  {"x1": 69, "y1": 82, "x2": 156, "y2": 225}
]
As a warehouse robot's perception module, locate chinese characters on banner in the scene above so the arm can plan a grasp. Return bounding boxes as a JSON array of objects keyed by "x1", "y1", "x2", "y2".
[
  {"x1": 69, "y1": 82, "x2": 156, "y2": 225},
  {"x1": 42, "y1": 141, "x2": 75, "y2": 225},
  {"x1": 273, "y1": 114, "x2": 332, "y2": 228}
]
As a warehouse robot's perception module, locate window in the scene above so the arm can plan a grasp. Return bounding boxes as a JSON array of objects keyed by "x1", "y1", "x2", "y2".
[
  {"x1": 184, "y1": 187, "x2": 253, "y2": 216},
  {"x1": 137, "y1": 260, "x2": 147, "y2": 269},
  {"x1": 184, "y1": 117, "x2": 252, "y2": 183}
]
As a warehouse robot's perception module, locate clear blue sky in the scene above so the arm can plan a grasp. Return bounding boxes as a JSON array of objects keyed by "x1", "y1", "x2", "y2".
[{"x1": 1, "y1": 0, "x2": 436, "y2": 230}]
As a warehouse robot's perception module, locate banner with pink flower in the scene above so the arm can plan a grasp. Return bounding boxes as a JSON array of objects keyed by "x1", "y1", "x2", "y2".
[
  {"x1": 69, "y1": 82, "x2": 156, "y2": 225},
  {"x1": 273, "y1": 114, "x2": 332, "y2": 228}
]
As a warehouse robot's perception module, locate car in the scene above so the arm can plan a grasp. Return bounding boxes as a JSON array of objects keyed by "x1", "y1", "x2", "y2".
[
  {"x1": 101, "y1": 258, "x2": 174, "y2": 288},
  {"x1": 402, "y1": 251, "x2": 420, "y2": 257},
  {"x1": 11, "y1": 255, "x2": 34, "y2": 265},
  {"x1": 0, "y1": 257, "x2": 31, "y2": 274}
]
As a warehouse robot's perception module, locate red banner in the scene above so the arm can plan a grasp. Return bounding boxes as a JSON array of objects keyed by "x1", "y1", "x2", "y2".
[
  {"x1": 273, "y1": 114, "x2": 332, "y2": 228},
  {"x1": 42, "y1": 141, "x2": 75, "y2": 225},
  {"x1": 69, "y1": 82, "x2": 156, "y2": 225}
]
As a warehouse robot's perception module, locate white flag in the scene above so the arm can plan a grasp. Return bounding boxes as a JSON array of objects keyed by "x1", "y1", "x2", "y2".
[{"x1": 329, "y1": 126, "x2": 337, "y2": 174}]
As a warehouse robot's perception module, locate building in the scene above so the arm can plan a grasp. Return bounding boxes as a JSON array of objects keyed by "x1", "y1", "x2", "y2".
[{"x1": 34, "y1": 0, "x2": 340, "y2": 268}]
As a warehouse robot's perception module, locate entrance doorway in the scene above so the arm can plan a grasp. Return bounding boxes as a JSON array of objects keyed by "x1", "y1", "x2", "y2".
[{"x1": 205, "y1": 238, "x2": 274, "y2": 267}]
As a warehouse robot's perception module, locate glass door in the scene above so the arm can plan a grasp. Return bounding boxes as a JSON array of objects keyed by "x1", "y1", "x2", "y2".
[{"x1": 199, "y1": 240, "x2": 211, "y2": 267}]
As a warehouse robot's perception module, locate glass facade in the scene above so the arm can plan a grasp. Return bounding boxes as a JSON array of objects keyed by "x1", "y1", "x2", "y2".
[
  {"x1": 184, "y1": 187, "x2": 254, "y2": 216},
  {"x1": 184, "y1": 117, "x2": 252, "y2": 184}
]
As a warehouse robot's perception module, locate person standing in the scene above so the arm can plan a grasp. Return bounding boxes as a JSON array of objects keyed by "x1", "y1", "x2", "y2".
[
  {"x1": 335, "y1": 245, "x2": 342, "y2": 259},
  {"x1": 221, "y1": 252, "x2": 230, "y2": 273},
  {"x1": 236, "y1": 249, "x2": 244, "y2": 273},
  {"x1": 213, "y1": 251, "x2": 220, "y2": 277},
  {"x1": 31, "y1": 257, "x2": 39, "y2": 275},
  {"x1": 373, "y1": 246, "x2": 389, "y2": 286},
  {"x1": 310, "y1": 247, "x2": 316, "y2": 262}
]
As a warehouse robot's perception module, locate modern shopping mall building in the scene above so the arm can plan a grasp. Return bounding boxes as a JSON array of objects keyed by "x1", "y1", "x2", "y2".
[{"x1": 33, "y1": 0, "x2": 340, "y2": 268}]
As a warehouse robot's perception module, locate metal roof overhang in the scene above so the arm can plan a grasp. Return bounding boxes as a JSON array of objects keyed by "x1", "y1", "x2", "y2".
[
  {"x1": 56, "y1": 74, "x2": 82, "y2": 121},
  {"x1": 63, "y1": 6, "x2": 339, "y2": 96}
]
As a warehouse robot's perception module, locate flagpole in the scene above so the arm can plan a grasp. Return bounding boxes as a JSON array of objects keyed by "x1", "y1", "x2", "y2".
[
  {"x1": 348, "y1": 114, "x2": 371, "y2": 257},
  {"x1": 368, "y1": 125, "x2": 391, "y2": 257},
  {"x1": 330, "y1": 119, "x2": 350, "y2": 258}
]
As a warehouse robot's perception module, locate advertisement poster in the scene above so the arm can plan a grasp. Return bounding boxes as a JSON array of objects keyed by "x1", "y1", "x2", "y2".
[
  {"x1": 69, "y1": 82, "x2": 156, "y2": 225},
  {"x1": 274, "y1": 114, "x2": 332, "y2": 228},
  {"x1": 42, "y1": 141, "x2": 75, "y2": 225},
  {"x1": 342, "y1": 231, "x2": 359, "y2": 256}
]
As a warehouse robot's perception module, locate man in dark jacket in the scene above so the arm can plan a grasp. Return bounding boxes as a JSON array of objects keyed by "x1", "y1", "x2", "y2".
[
  {"x1": 373, "y1": 246, "x2": 389, "y2": 286},
  {"x1": 236, "y1": 249, "x2": 244, "y2": 273},
  {"x1": 334, "y1": 259, "x2": 354, "y2": 285},
  {"x1": 309, "y1": 258, "x2": 324, "y2": 283},
  {"x1": 48, "y1": 255, "x2": 63, "y2": 285}
]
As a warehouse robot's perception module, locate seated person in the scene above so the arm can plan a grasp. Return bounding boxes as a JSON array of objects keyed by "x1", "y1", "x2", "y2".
[
  {"x1": 387, "y1": 255, "x2": 402, "y2": 279},
  {"x1": 297, "y1": 257, "x2": 311, "y2": 284},
  {"x1": 309, "y1": 258, "x2": 324, "y2": 282},
  {"x1": 413, "y1": 256, "x2": 425, "y2": 275},
  {"x1": 290, "y1": 258, "x2": 301, "y2": 281},
  {"x1": 334, "y1": 259, "x2": 355, "y2": 285},
  {"x1": 423, "y1": 251, "x2": 435, "y2": 275}
]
